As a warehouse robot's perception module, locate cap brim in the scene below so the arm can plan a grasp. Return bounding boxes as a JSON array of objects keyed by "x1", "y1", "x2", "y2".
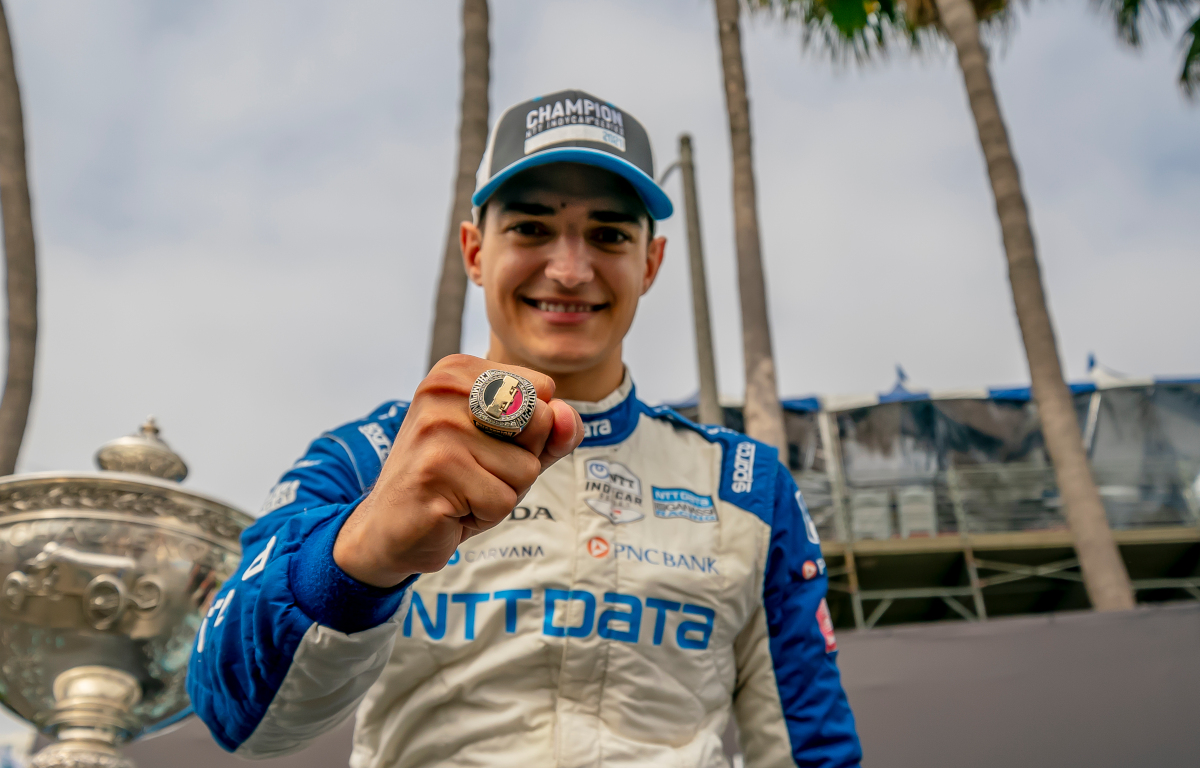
[{"x1": 472, "y1": 147, "x2": 674, "y2": 220}]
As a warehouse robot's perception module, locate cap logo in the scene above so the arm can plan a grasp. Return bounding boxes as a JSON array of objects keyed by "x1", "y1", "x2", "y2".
[{"x1": 524, "y1": 98, "x2": 626, "y2": 155}]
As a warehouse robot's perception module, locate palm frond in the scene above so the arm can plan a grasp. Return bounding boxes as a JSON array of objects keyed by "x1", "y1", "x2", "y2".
[
  {"x1": 1092, "y1": 0, "x2": 1198, "y2": 48},
  {"x1": 751, "y1": 0, "x2": 906, "y2": 63},
  {"x1": 1182, "y1": 14, "x2": 1200, "y2": 98}
]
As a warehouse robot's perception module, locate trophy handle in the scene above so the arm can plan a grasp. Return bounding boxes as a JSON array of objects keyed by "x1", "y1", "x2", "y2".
[{"x1": 29, "y1": 666, "x2": 141, "y2": 768}]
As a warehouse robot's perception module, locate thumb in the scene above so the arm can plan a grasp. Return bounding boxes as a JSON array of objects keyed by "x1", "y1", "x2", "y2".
[{"x1": 538, "y1": 399, "x2": 583, "y2": 472}]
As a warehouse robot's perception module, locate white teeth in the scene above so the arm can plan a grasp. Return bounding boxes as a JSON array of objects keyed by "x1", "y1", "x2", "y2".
[{"x1": 536, "y1": 301, "x2": 594, "y2": 313}]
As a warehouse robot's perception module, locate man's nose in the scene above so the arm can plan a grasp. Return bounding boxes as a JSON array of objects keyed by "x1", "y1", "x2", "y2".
[{"x1": 543, "y1": 234, "x2": 594, "y2": 288}]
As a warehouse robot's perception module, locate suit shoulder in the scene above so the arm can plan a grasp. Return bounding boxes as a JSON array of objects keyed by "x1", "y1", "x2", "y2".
[
  {"x1": 639, "y1": 402, "x2": 781, "y2": 524},
  {"x1": 317, "y1": 400, "x2": 410, "y2": 492}
]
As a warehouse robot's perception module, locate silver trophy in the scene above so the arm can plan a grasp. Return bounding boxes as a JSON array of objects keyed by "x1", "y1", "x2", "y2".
[{"x1": 0, "y1": 419, "x2": 252, "y2": 767}]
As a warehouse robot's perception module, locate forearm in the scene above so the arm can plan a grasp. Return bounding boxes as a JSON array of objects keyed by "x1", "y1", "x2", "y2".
[{"x1": 187, "y1": 502, "x2": 413, "y2": 757}]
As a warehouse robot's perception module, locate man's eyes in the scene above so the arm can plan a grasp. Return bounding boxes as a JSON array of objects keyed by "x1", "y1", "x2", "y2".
[
  {"x1": 505, "y1": 221, "x2": 634, "y2": 244},
  {"x1": 508, "y1": 221, "x2": 550, "y2": 237},
  {"x1": 590, "y1": 227, "x2": 631, "y2": 245}
]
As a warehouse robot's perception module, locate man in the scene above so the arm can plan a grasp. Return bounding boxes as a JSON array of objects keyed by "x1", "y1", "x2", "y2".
[{"x1": 188, "y1": 89, "x2": 861, "y2": 768}]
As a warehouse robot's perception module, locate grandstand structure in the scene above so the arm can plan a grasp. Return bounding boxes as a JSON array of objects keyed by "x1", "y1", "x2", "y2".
[{"x1": 674, "y1": 369, "x2": 1200, "y2": 629}]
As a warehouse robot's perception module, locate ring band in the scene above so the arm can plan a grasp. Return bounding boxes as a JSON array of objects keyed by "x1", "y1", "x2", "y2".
[{"x1": 469, "y1": 370, "x2": 537, "y2": 439}]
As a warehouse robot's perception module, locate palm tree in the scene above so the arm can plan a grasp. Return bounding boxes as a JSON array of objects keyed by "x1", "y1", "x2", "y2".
[
  {"x1": 713, "y1": 0, "x2": 789, "y2": 457},
  {"x1": 757, "y1": 0, "x2": 1136, "y2": 610},
  {"x1": 428, "y1": 0, "x2": 490, "y2": 371},
  {"x1": 0, "y1": 0, "x2": 37, "y2": 477},
  {"x1": 1093, "y1": 0, "x2": 1200, "y2": 98}
]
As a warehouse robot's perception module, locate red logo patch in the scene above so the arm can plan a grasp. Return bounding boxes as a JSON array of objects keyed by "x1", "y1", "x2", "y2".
[
  {"x1": 587, "y1": 536, "x2": 610, "y2": 558},
  {"x1": 802, "y1": 560, "x2": 818, "y2": 580},
  {"x1": 816, "y1": 598, "x2": 837, "y2": 652}
]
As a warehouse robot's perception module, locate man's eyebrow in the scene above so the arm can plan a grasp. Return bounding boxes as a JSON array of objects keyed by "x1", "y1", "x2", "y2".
[
  {"x1": 590, "y1": 209, "x2": 643, "y2": 225},
  {"x1": 500, "y1": 201, "x2": 556, "y2": 216}
]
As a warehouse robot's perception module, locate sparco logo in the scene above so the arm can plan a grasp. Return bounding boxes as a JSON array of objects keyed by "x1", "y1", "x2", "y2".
[{"x1": 731, "y1": 442, "x2": 755, "y2": 493}]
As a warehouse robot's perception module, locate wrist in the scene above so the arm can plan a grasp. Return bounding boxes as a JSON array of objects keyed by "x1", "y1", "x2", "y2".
[
  {"x1": 332, "y1": 495, "x2": 413, "y2": 589},
  {"x1": 290, "y1": 503, "x2": 415, "y2": 634}
]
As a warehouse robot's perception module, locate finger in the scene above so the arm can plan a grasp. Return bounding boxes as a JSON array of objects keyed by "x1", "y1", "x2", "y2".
[
  {"x1": 511, "y1": 399, "x2": 554, "y2": 457},
  {"x1": 431, "y1": 460, "x2": 521, "y2": 528},
  {"x1": 500, "y1": 363, "x2": 555, "y2": 403},
  {"x1": 460, "y1": 470, "x2": 522, "y2": 529},
  {"x1": 538, "y1": 400, "x2": 583, "y2": 472},
  {"x1": 468, "y1": 432, "x2": 542, "y2": 495}
]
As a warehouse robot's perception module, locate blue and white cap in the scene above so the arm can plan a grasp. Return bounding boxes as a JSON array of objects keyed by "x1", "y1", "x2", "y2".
[{"x1": 472, "y1": 89, "x2": 673, "y2": 220}]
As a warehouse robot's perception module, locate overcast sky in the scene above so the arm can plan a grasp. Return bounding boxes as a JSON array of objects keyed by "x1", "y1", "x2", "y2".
[{"x1": 1, "y1": 0, "x2": 1196, "y2": 517}]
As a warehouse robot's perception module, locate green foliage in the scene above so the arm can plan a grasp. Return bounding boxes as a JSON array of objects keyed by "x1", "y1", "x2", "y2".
[
  {"x1": 752, "y1": 0, "x2": 1011, "y2": 62},
  {"x1": 758, "y1": 0, "x2": 1199, "y2": 99},
  {"x1": 1093, "y1": 0, "x2": 1200, "y2": 98},
  {"x1": 750, "y1": 0, "x2": 902, "y2": 61},
  {"x1": 1183, "y1": 15, "x2": 1199, "y2": 96}
]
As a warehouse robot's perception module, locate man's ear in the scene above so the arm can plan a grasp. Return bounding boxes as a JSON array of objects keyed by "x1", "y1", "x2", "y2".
[
  {"x1": 641, "y1": 235, "x2": 667, "y2": 295},
  {"x1": 461, "y1": 220, "x2": 484, "y2": 286}
]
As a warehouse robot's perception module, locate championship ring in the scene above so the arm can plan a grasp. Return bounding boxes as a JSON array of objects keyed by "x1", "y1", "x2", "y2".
[{"x1": 469, "y1": 369, "x2": 537, "y2": 439}]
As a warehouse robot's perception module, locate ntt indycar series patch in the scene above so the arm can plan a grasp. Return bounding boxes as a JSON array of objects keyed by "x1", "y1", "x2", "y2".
[{"x1": 188, "y1": 373, "x2": 862, "y2": 767}]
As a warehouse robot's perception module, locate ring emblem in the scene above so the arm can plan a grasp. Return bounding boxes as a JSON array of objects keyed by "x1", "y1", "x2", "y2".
[{"x1": 470, "y1": 370, "x2": 537, "y2": 439}]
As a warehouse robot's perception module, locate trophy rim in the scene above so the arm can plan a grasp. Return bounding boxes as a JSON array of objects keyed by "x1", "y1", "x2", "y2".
[{"x1": 0, "y1": 471, "x2": 254, "y2": 544}]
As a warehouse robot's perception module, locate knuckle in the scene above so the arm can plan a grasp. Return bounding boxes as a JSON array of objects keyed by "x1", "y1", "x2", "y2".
[
  {"x1": 515, "y1": 453, "x2": 541, "y2": 487},
  {"x1": 412, "y1": 412, "x2": 465, "y2": 443},
  {"x1": 433, "y1": 353, "x2": 473, "y2": 373},
  {"x1": 494, "y1": 485, "x2": 519, "y2": 513},
  {"x1": 417, "y1": 367, "x2": 470, "y2": 399}
]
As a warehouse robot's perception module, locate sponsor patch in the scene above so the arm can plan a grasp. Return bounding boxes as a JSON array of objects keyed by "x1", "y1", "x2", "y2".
[
  {"x1": 261, "y1": 480, "x2": 299, "y2": 513},
  {"x1": 613, "y1": 543, "x2": 719, "y2": 575},
  {"x1": 584, "y1": 459, "x2": 644, "y2": 524},
  {"x1": 448, "y1": 545, "x2": 545, "y2": 565},
  {"x1": 357, "y1": 422, "x2": 392, "y2": 464},
  {"x1": 403, "y1": 587, "x2": 716, "y2": 650},
  {"x1": 510, "y1": 506, "x2": 555, "y2": 521},
  {"x1": 581, "y1": 418, "x2": 613, "y2": 439},
  {"x1": 587, "y1": 536, "x2": 610, "y2": 558},
  {"x1": 797, "y1": 491, "x2": 821, "y2": 544},
  {"x1": 817, "y1": 598, "x2": 837, "y2": 653},
  {"x1": 802, "y1": 560, "x2": 818, "y2": 580},
  {"x1": 731, "y1": 442, "x2": 755, "y2": 493},
  {"x1": 652, "y1": 487, "x2": 717, "y2": 523}
]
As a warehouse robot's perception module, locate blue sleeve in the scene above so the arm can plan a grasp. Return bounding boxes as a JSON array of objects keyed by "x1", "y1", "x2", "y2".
[
  {"x1": 187, "y1": 402, "x2": 414, "y2": 756},
  {"x1": 765, "y1": 469, "x2": 862, "y2": 767}
]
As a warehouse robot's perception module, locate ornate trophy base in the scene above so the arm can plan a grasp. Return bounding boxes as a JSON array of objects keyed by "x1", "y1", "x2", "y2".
[{"x1": 29, "y1": 667, "x2": 140, "y2": 768}]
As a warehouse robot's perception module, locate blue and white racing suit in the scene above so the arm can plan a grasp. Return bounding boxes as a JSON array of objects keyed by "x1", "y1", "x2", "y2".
[{"x1": 187, "y1": 374, "x2": 862, "y2": 767}]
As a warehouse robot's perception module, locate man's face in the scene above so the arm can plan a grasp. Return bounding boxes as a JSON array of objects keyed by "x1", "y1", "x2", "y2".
[{"x1": 462, "y1": 163, "x2": 666, "y2": 376}]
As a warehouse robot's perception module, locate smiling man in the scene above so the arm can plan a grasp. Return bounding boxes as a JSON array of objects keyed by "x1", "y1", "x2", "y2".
[{"x1": 188, "y1": 89, "x2": 861, "y2": 768}]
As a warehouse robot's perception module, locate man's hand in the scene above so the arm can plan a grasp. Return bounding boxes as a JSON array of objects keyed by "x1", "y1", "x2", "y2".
[{"x1": 332, "y1": 355, "x2": 583, "y2": 588}]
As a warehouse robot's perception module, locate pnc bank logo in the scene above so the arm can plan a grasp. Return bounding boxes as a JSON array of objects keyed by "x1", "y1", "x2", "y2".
[{"x1": 587, "y1": 537, "x2": 610, "y2": 558}]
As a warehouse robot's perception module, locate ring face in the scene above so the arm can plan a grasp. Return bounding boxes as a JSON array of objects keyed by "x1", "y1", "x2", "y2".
[{"x1": 469, "y1": 370, "x2": 537, "y2": 439}]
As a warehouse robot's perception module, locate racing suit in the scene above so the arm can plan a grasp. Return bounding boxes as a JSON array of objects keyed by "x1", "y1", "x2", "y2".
[{"x1": 187, "y1": 375, "x2": 862, "y2": 767}]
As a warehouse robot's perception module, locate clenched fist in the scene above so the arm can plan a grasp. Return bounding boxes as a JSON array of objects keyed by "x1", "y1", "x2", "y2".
[{"x1": 333, "y1": 355, "x2": 583, "y2": 588}]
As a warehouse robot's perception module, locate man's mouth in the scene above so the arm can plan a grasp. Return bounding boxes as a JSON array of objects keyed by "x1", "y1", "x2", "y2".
[{"x1": 522, "y1": 297, "x2": 608, "y2": 313}]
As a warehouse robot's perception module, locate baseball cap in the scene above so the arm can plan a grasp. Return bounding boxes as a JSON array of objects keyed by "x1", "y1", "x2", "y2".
[{"x1": 472, "y1": 89, "x2": 673, "y2": 221}]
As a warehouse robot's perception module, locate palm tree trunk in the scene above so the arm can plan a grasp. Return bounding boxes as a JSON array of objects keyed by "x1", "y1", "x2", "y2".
[
  {"x1": 714, "y1": 0, "x2": 787, "y2": 456},
  {"x1": 427, "y1": 0, "x2": 489, "y2": 371},
  {"x1": 0, "y1": 0, "x2": 37, "y2": 477},
  {"x1": 933, "y1": 0, "x2": 1135, "y2": 610}
]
